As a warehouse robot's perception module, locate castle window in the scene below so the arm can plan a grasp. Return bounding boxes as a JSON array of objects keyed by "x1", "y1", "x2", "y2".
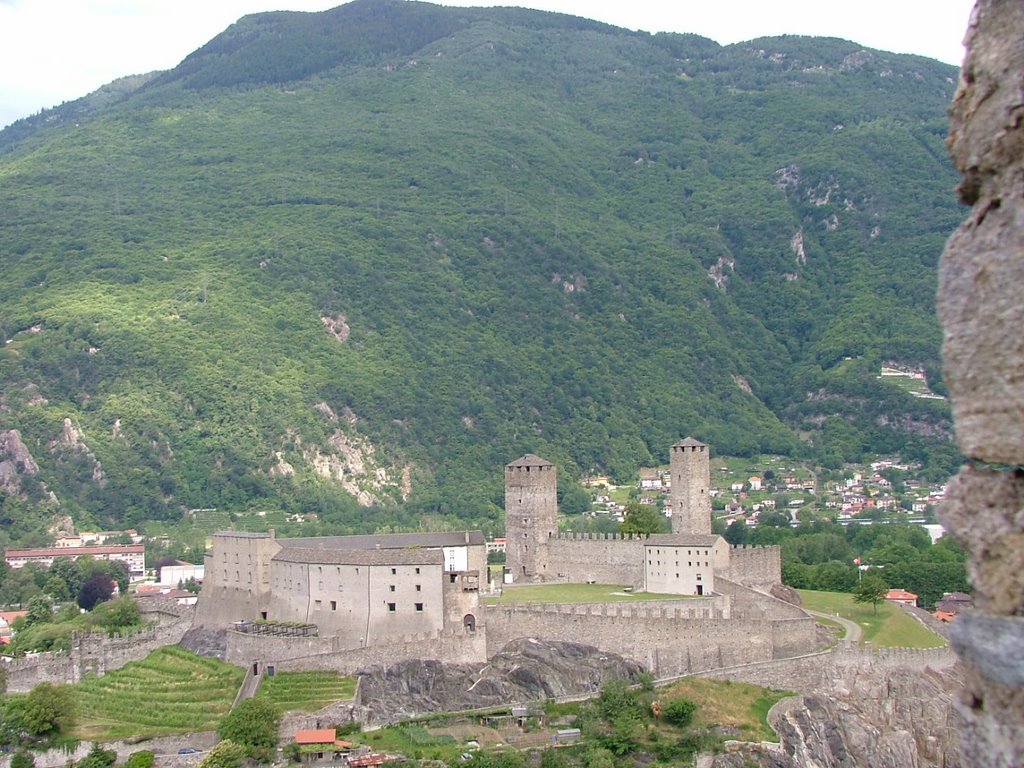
[
  {"x1": 415, "y1": 568, "x2": 420, "y2": 575},
  {"x1": 523, "y1": 518, "x2": 528, "y2": 524},
  {"x1": 415, "y1": 603, "x2": 424, "y2": 612},
  {"x1": 688, "y1": 562, "x2": 692, "y2": 567},
  {"x1": 337, "y1": 567, "x2": 341, "y2": 574},
  {"x1": 391, "y1": 568, "x2": 397, "y2": 575},
  {"x1": 235, "y1": 571, "x2": 239, "y2": 582},
  {"x1": 387, "y1": 602, "x2": 396, "y2": 612},
  {"x1": 449, "y1": 574, "x2": 457, "y2": 584},
  {"x1": 696, "y1": 573, "x2": 702, "y2": 581},
  {"x1": 416, "y1": 584, "x2": 421, "y2": 592},
  {"x1": 315, "y1": 600, "x2": 322, "y2": 610},
  {"x1": 389, "y1": 585, "x2": 396, "y2": 592},
  {"x1": 330, "y1": 600, "x2": 337, "y2": 611},
  {"x1": 523, "y1": 533, "x2": 528, "y2": 538},
  {"x1": 676, "y1": 573, "x2": 679, "y2": 579},
  {"x1": 356, "y1": 568, "x2": 359, "y2": 574},
  {"x1": 318, "y1": 581, "x2": 323, "y2": 590}
]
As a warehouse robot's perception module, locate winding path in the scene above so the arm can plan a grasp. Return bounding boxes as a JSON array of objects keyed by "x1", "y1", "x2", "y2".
[{"x1": 806, "y1": 609, "x2": 863, "y2": 645}]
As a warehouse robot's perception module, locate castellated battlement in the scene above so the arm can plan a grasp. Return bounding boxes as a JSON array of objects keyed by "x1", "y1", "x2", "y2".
[
  {"x1": 554, "y1": 532, "x2": 650, "y2": 541},
  {"x1": 488, "y1": 598, "x2": 729, "y2": 621}
]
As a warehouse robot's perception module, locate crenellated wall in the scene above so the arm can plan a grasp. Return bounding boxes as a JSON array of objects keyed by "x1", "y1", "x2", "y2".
[{"x1": 482, "y1": 593, "x2": 818, "y2": 678}]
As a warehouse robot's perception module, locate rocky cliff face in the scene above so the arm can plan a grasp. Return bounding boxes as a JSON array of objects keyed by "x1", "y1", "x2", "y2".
[
  {"x1": 712, "y1": 663, "x2": 963, "y2": 768},
  {"x1": 353, "y1": 638, "x2": 645, "y2": 726}
]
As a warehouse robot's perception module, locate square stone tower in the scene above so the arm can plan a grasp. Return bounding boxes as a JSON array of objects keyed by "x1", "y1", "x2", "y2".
[
  {"x1": 504, "y1": 454, "x2": 558, "y2": 582},
  {"x1": 670, "y1": 438, "x2": 712, "y2": 535}
]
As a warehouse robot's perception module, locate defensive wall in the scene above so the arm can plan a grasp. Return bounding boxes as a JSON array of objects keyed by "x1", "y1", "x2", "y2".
[
  {"x1": 545, "y1": 533, "x2": 645, "y2": 587},
  {"x1": 225, "y1": 625, "x2": 487, "y2": 675},
  {"x1": 482, "y1": 594, "x2": 818, "y2": 678},
  {"x1": 4, "y1": 605, "x2": 194, "y2": 692},
  {"x1": 721, "y1": 545, "x2": 782, "y2": 589},
  {"x1": 694, "y1": 645, "x2": 957, "y2": 693},
  {"x1": 0, "y1": 732, "x2": 218, "y2": 768}
]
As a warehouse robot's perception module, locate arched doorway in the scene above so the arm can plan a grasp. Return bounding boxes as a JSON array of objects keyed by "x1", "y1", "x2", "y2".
[{"x1": 463, "y1": 613, "x2": 476, "y2": 632}]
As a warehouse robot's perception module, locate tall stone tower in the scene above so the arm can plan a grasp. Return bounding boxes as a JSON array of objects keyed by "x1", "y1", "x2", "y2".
[
  {"x1": 505, "y1": 454, "x2": 558, "y2": 583},
  {"x1": 670, "y1": 438, "x2": 712, "y2": 535}
]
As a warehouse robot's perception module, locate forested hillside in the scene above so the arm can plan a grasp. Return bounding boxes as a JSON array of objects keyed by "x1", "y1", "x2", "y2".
[{"x1": 0, "y1": 0, "x2": 963, "y2": 542}]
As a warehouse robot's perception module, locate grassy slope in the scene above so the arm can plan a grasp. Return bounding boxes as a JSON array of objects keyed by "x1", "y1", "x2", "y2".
[{"x1": 799, "y1": 589, "x2": 946, "y2": 648}]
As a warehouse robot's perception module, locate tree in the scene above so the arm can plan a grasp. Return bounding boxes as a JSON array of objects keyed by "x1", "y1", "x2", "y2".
[
  {"x1": 77, "y1": 743, "x2": 117, "y2": 768},
  {"x1": 78, "y1": 572, "x2": 114, "y2": 610},
  {"x1": 198, "y1": 740, "x2": 245, "y2": 768},
  {"x1": 853, "y1": 573, "x2": 889, "y2": 613},
  {"x1": 724, "y1": 520, "x2": 749, "y2": 545},
  {"x1": 217, "y1": 697, "x2": 280, "y2": 757},
  {"x1": 24, "y1": 595, "x2": 53, "y2": 627},
  {"x1": 11, "y1": 682, "x2": 75, "y2": 738},
  {"x1": 619, "y1": 502, "x2": 664, "y2": 536},
  {"x1": 10, "y1": 752, "x2": 34, "y2": 768}
]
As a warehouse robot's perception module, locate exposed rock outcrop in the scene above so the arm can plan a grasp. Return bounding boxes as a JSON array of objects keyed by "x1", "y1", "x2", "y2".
[
  {"x1": 712, "y1": 664, "x2": 962, "y2": 768},
  {"x1": 936, "y1": 2, "x2": 1024, "y2": 765},
  {"x1": 353, "y1": 638, "x2": 645, "y2": 726},
  {"x1": 0, "y1": 429, "x2": 41, "y2": 496}
]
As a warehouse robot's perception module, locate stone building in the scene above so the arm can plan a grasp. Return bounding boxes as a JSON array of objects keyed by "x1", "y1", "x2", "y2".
[{"x1": 505, "y1": 439, "x2": 780, "y2": 594}]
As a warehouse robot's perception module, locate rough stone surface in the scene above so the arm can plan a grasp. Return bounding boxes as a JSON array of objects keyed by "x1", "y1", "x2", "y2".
[
  {"x1": 769, "y1": 584, "x2": 803, "y2": 607},
  {"x1": 710, "y1": 664, "x2": 963, "y2": 768},
  {"x1": 938, "y1": 0, "x2": 1024, "y2": 465},
  {"x1": 940, "y1": 466, "x2": 1024, "y2": 616},
  {"x1": 936, "y1": 2, "x2": 1024, "y2": 765},
  {"x1": 352, "y1": 638, "x2": 645, "y2": 726}
]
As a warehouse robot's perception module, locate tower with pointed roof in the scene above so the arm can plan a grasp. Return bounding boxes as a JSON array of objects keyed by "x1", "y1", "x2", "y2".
[
  {"x1": 670, "y1": 438, "x2": 712, "y2": 535},
  {"x1": 505, "y1": 453, "x2": 558, "y2": 582}
]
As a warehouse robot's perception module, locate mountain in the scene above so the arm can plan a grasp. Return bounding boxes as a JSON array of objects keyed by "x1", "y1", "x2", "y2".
[{"x1": 0, "y1": 0, "x2": 963, "y2": 542}]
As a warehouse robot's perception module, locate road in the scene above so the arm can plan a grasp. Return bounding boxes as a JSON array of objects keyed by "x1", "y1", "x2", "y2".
[{"x1": 807, "y1": 609, "x2": 863, "y2": 645}]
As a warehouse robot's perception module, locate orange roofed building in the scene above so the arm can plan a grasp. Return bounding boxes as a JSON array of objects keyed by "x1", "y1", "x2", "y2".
[{"x1": 885, "y1": 588, "x2": 919, "y2": 606}]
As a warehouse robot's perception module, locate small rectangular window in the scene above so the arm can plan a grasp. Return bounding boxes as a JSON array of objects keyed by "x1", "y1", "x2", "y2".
[
  {"x1": 389, "y1": 585, "x2": 396, "y2": 592},
  {"x1": 415, "y1": 603, "x2": 424, "y2": 612},
  {"x1": 315, "y1": 600, "x2": 322, "y2": 610},
  {"x1": 391, "y1": 568, "x2": 397, "y2": 575},
  {"x1": 416, "y1": 584, "x2": 421, "y2": 592},
  {"x1": 387, "y1": 602, "x2": 396, "y2": 612},
  {"x1": 415, "y1": 567, "x2": 420, "y2": 575},
  {"x1": 330, "y1": 600, "x2": 337, "y2": 611}
]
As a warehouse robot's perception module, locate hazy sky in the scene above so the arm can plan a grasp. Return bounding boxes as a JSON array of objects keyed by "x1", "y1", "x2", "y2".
[{"x1": 0, "y1": 0, "x2": 975, "y2": 130}]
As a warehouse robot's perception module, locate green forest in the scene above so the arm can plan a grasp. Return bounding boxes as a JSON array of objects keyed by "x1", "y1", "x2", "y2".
[{"x1": 0, "y1": 0, "x2": 964, "y2": 543}]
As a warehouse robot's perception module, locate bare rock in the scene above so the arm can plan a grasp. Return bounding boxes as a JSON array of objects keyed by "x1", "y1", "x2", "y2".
[
  {"x1": 769, "y1": 584, "x2": 803, "y2": 607},
  {"x1": 353, "y1": 638, "x2": 645, "y2": 726},
  {"x1": 0, "y1": 429, "x2": 40, "y2": 495},
  {"x1": 938, "y1": 0, "x2": 1024, "y2": 465}
]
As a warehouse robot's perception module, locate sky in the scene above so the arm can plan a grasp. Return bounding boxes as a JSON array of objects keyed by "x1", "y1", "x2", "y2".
[{"x1": 0, "y1": 0, "x2": 976, "y2": 130}]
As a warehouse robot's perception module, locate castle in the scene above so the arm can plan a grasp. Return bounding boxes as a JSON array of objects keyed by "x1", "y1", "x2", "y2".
[{"x1": 195, "y1": 440, "x2": 816, "y2": 678}]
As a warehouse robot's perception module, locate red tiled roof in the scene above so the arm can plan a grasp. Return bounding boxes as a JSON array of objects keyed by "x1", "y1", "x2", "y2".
[
  {"x1": 885, "y1": 589, "x2": 918, "y2": 600},
  {"x1": 933, "y1": 611, "x2": 957, "y2": 622},
  {"x1": 295, "y1": 729, "x2": 336, "y2": 745},
  {"x1": 0, "y1": 611, "x2": 28, "y2": 624}
]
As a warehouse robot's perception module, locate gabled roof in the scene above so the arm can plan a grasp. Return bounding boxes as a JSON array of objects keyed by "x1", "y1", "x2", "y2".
[
  {"x1": 506, "y1": 454, "x2": 553, "y2": 468},
  {"x1": 885, "y1": 589, "x2": 918, "y2": 600},
  {"x1": 295, "y1": 729, "x2": 336, "y2": 745}
]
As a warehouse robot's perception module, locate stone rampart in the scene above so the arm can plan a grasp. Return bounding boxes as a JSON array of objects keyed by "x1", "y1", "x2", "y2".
[
  {"x1": 5, "y1": 609, "x2": 195, "y2": 692},
  {"x1": 482, "y1": 599, "x2": 818, "y2": 678},
  {"x1": 546, "y1": 534, "x2": 645, "y2": 587},
  {"x1": 225, "y1": 626, "x2": 487, "y2": 675},
  {"x1": 0, "y1": 732, "x2": 218, "y2": 768},
  {"x1": 695, "y1": 645, "x2": 956, "y2": 693},
  {"x1": 721, "y1": 545, "x2": 782, "y2": 588},
  {"x1": 716, "y1": 578, "x2": 806, "y2": 619}
]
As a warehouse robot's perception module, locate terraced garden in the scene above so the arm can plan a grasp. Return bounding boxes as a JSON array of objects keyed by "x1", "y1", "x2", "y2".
[
  {"x1": 72, "y1": 646, "x2": 244, "y2": 740},
  {"x1": 257, "y1": 670, "x2": 357, "y2": 712}
]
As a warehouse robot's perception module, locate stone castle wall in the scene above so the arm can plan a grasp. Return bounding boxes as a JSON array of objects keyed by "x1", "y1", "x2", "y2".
[
  {"x1": 545, "y1": 534, "x2": 646, "y2": 587},
  {"x1": 5, "y1": 606, "x2": 194, "y2": 692},
  {"x1": 696, "y1": 645, "x2": 957, "y2": 693},
  {"x1": 482, "y1": 597, "x2": 818, "y2": 677},
  {"x1": 720, "y1": 545, "x2": 782, "y2": 589},
  {"x1": 225, "y1": 626, "x2": 487, "y2": 675}
]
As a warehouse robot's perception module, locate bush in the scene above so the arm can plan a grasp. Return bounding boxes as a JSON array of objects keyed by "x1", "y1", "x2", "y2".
[
  {"x1": 125, "y1": 751, "x2": 154, "y2": 768},
  {"x1": 661, "y1": 697, "x2": 697, "y2": 727},
  {"x1": 11, "y1": 751, "x2": 35, "y2": 768}
]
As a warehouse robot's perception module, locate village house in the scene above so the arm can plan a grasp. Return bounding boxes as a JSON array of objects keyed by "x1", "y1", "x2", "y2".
[
  {"x1": 885, "y1": 588, "x2": 919, "y2": 607},
  {"x1": 4, "y1": 544, "x2": 146, "y2": 580}
]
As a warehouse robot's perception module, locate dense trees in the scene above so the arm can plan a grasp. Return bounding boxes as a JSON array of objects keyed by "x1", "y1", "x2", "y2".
[{"x1": 0, "y1": 6, "x2": 961, "y2": 539}]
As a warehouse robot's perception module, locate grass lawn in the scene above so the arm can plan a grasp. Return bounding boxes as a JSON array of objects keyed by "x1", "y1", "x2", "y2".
[
  {"x1": 257, "y1": 670, "x2": 357, "y2": 712},
  {"x1": 71, "y1": 646, "x2": 244, "y2": 741},
  {"x1": 658, "y1": 678, "x2": 794, "y2": 743},
  {"x1": 798, "y1": 589, "x2": 946, "y2": 648},
  {"x1": 482, "y1": 583, "x2": 694, "y2": 605}
]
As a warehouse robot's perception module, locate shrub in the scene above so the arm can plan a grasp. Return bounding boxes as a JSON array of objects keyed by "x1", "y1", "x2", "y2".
[
  {"x1": 124, "y1": 751, "x2": 154, "y2": 768},
  {"x1": 662, "y1": 697, "x2": 697, "y2": 727}
]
